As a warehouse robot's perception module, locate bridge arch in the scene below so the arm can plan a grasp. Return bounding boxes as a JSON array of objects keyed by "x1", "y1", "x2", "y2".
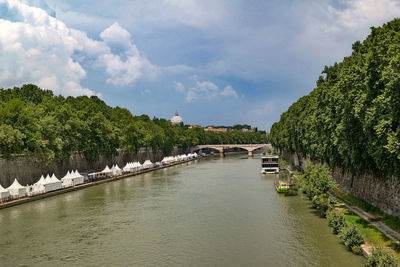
[{"x1": 194, "y1": 144, "x2": 271, "y2": 157}]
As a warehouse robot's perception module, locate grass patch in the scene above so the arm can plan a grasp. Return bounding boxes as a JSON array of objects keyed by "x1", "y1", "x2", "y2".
[
  {"x1": 343, "y1": 208, "x2": 393, "y2": 247},
  {"x1": 335, "y1": 190, "x2": 400, "y2": 234},
  {"x1": 342, "y1": 207, "x2": 400, "y2": 261}
]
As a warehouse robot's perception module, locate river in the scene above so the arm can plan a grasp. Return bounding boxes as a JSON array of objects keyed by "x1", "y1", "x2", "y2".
[{"x1": 0, "y1": 154, "x2": 362, "y2": 266}]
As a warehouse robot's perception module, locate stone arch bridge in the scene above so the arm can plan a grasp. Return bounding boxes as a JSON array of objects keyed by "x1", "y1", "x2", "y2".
[{"x1": 194, "y1": 144, "x2": 272, "y2": 157}]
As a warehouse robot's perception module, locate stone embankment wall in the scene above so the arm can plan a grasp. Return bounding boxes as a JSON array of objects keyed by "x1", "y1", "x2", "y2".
[
  {"x1": 279, "y1": 150, "x2": 400, "y2": 217},
  {"x1": 331, "y1": 168, "x2": 400, "y2": 216},
  {"x1": 0, "y1": 148, "x2": 189, "y2": 188}
]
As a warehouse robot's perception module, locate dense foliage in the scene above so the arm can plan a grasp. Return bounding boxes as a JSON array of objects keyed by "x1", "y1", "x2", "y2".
[
  {"x1": 364, "y1": 248, "x2": 398, "y2": 267},
  {"x1": 339, "y1": 225, "x2": 364, "y2": 254},
  {"x1": 270, "y1": 19, "x2": 400, "y2": 177},
  {"x1": 301, "y1": 163, "x2": 337, "y2": 200},
  {"x1": 0, "y1": 84, "x2": 268, "y2": 163},
  {"x1": 299, "y1": 163, "x2": 364, "y2": 254},
  {"x1": 326, "y1": 209, "x2": 347, "y2": 235}
]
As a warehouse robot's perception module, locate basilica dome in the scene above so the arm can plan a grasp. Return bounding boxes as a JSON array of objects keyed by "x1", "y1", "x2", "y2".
[{"x1": 171, "y1": 111, "x2": 183, "y2": 125}]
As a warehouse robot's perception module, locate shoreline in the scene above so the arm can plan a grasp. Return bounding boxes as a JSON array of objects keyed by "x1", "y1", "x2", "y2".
[{"x1": 0, "y1": 156, "x2": 203, "y2": 211}]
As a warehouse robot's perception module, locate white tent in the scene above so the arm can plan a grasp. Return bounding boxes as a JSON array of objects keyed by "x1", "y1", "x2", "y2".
[
  {"x1": 6, "y1": 178, "x2": 26, "y2": 198},
  {"x1": 73, "y1": 170, "x2": 84, "y2": 185},
  {"x1": 49, "y1": 174, "x2": 63, "y2": 191},
  {"x1": 123, "y1": 162, "x2": 131, "y2": 172},
  {"x1": 62, "y1": 170, "x2": 84, "y2": 187},
  {"x1": 111, "y1": 164, "x2": 122, "y2": 176},
  {"x1": 0, "y1": 184, "x2": 10, "y2": 202},
  {"x1": 32, "y1": 175, "x2": 47, "y2": 195},
  {"x1": 43, "y1": 174, "x2": 57, "y2": 192},
  {"x1": 134, "y1": 161, "x2": 142, "y2": 171},
  {"x1": 101, "y1": 165, "x2": 112, "y2": 177},
  {"x1": 161, "y1": 156, "x2": 175, "y2": 165},
  {"x1": 142, "y1": 160, "x2": 153, "y2": 169}
]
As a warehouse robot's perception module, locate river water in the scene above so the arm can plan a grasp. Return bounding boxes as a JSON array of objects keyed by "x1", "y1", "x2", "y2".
[{"x1": 0, "y1": 154, "x2": 362, "y2": 266}]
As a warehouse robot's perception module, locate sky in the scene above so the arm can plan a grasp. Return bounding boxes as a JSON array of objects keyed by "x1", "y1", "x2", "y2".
[{"x1": 1, "y1": 0, "x2": 400, "y2": 130}]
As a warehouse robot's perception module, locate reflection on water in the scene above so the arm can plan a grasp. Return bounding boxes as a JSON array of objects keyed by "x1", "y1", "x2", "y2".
[{"x1": 0, "y1": 154, "x2": 362, "y2": 266}]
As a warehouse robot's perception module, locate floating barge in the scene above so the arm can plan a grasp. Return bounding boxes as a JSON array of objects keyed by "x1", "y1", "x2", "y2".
[{"x1": 261, "y1": 154, "x2": 279, "y2": 174}]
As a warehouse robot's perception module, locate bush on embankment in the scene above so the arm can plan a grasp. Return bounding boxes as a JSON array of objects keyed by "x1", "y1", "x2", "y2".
[
  {"x1": 327, "y1": 209, "x2": 347, "y2": 234},
  {"x1": 339, "y1": 225, "x2": 364, "y2": 255},
  {"x1": 299, "y1": 162, "x2": 365, "y2": 255},
  {"x1": 363, "y1": 249, "x2": 398, "y2": 267}
]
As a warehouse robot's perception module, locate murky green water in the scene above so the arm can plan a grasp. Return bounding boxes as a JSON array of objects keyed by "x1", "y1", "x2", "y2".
[{"x1": 0, "y1": 154, "x2": 362, "y2": 266}]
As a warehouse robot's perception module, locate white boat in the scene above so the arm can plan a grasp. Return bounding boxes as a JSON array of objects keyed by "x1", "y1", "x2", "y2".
[{"x1": 261, "y1": 155, "x2": 279, "y2": 174}]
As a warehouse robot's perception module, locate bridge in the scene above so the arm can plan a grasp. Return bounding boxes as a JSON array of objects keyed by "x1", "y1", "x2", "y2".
[{"x1": 194, "y1": 144, "x2": 272, "y2": 157}]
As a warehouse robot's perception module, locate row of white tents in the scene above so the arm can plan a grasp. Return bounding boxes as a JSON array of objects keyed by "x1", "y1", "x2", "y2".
[
  {"x1": 0, "y1": 154, "x2": 200, "y2": 202},
  {"x1": 161, "y1": 153, "x2": 198, "y2": 164},
  {"x1": 122, "y1": 160, "x2": 154, "y2": 173},
  {"x1": 0, "y1": 170, "x2": 85, "y2": 201}
]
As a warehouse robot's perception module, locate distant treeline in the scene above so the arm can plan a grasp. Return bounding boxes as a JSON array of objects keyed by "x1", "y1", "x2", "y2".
[
  {"x1": 0, "y1": 84, "x2": 268, "y2": 164},
  {"x1": 270, "y1": 19, "x2": 400, "y2": 177}
]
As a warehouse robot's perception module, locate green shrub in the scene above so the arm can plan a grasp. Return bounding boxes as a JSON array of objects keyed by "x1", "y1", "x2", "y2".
[
  {"x1": 352, "y1": 245, "x2": 362, "y2": 255},
  {"x1": 363, "y1": 248, "x2": 397, "y2": 267},
  {"x1": 339, "y1": 225, "x2": 364, "y2": 254},
  {"x1": 312, "y1": 194, "x2": 330, "y2": 217},
  {"x1": 302, "y1": 163, "x2": 337, "y2": 200},
  {"x1": 326, "y1": 209, "x2": 347, "y2": 234}
]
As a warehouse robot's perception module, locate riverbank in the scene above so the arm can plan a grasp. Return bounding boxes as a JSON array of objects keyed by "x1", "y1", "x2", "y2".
[
  {"x1": 287, "y1": 162, "x2": 399, "y2": 264},
  {"x1": 0, "y1": 156, "x2": 203, "y2": 211}
]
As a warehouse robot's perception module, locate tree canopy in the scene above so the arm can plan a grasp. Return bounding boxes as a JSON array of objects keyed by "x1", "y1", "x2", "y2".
[
  {"x1": 0, "y1": 84, "x2": 268, "y2": 164},
  {"x1": 270, "y1": 19, "x2": 400, "y2": 177}
]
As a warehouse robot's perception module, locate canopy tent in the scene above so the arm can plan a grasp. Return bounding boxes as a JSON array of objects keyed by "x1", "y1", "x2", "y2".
[
  {"x1": 111, "y1": 164, "x2": 122, "y2": 176},
  {"x1": 32, "y1": 175, "x2": 47, "y2": 195},
  {"x1": 6, "y1": 178, "x2": 26, "y2": 198},
  {"x1": 101, "y1": 165, "x2": 112, "y2": 177},
  {"x1": 0, "y1": 184, "x2": 10, "y2": 202},
  {"x1": 61, "y1": 171, "x2": 73, "y2": 188},
  {"x1": 49, "y1": 174, "x2": 62, "y2": 191},
  {"x1": 63, "y1": 170, "x2": 84, "y2": 187},
  {"x1": 43, "y1": 174, "x2": 57, "y2": 192},
  {"x1": 74, "y1": 170, "x2": 84, "y2": 185},
  {"x1": 125, "y1": 162, "x2": 141, "y2": 172},
  {"x1": 142, "y1": 160, "x2": 153, "y2": 169},
  {"x1": 161, "y1": 156, "x2": 175, "y2": 165},
  {"x1": 123, "y1": 162, "x2": 132, "y2": 172}
]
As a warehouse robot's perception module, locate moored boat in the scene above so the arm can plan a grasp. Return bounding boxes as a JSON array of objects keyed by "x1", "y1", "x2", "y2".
[
  {"x1": 261, "y1": 154, "x2": 279, "y2": 174},
  {"x1": 274, "y1": 180, "x2": 289, "y2": 193}
]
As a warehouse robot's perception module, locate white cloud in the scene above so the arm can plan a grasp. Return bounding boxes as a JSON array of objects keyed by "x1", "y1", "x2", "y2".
[
  {"x1": 220, "y1": 85, "x2": 238, "y2": 99},
  {"x1": 0, "y1": 0, "x2": 156, "y2": 96},
  {"x1": 174, "y1": 81, "x2": 185, "y2": 92},
  {"x1": 99, "y1": 22, "x2": 158, "y2": 85},
  {"x1": 334, "y1": 0, "x2": 400, "y2": 29},
  {"x1": 182, "y1": 79, "x2": 238, "y2": 102}
]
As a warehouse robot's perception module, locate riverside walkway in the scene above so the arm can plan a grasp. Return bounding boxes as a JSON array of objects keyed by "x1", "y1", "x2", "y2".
[{"x1": 333, "y1": 193, "x2": 400, "y2": 245}]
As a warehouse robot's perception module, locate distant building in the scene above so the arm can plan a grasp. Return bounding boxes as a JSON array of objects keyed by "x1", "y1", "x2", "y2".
[
  {"x1": 204, "y1": 126, "x2": 227, "y2": 133},
  {"x1": 241, "y1": 127, "x2": 256, "y2": 132},
  {"x1": 171, "y1": 111, "x2": 184, "y2": 126},
  {"x1": 188, "y1": 125, "x2": 202, "y2": 129}
]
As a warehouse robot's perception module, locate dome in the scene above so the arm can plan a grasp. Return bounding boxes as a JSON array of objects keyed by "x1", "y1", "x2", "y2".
[{"x1": 171, "y1": 111, "x2": 183, "y2": 125}]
